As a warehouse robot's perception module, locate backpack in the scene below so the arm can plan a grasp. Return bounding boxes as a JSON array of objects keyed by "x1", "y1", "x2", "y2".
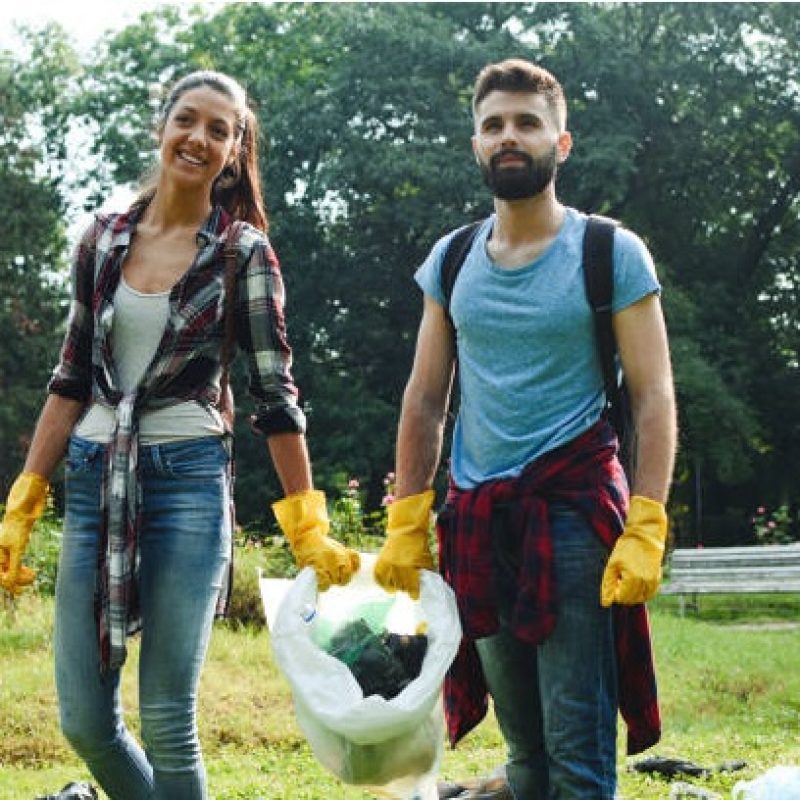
[{"x1": 439, "y1": 214, "x2": 634, "y2": 474}]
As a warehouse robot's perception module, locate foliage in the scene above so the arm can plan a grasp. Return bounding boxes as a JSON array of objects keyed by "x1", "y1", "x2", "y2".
[
  {"x1": 0, "y1": 495, "x2": 62, "y2": 597},
  {"x1": 2, "y1": 4, "x2": 800, "y2": 543},
  {"x1": 751, "y1": 504, "x2": 797, "y2": 546},
  {"x1": 224, "y1": 476, "x2": 392, "y2": 627},
  {"x1": 0, "y1": 26, "x2": 79, "y2": 494},
  {"x1": 25, "y1": 502, "x2": 63, "y2": 597}
]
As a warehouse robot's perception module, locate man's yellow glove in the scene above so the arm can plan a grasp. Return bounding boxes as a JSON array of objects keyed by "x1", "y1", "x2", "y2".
[
  {"x1": 272, "y1": 489, "x2": 360, "y2": 591},
  {"x1": 601, "y1": 495, "x2": 668, "y2": 607},
  {"x1": 374, "y1": 490, "x2": 435, "y2": 600},
  {"x1": 0, "y1": 472, "x2": 49, "y2": 593}
]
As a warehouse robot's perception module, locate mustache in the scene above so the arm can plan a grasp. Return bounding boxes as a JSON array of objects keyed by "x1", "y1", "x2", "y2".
[{"x1": 489, "y1": 149, "x2": 534, "y2": 169}]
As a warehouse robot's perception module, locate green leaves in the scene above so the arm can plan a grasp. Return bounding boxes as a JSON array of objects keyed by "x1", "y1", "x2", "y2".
[{"x1": 3, "y1": 3, "x2": 800, "y2": 533}]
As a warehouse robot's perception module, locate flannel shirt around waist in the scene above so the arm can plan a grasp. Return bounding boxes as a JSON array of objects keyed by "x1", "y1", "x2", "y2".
[
  {"x1": 48, "y1": 203, "x2": 307, "y2": 670},
  {"x1": 437, "y1": 420, "x2": 661, "y2": 755}
]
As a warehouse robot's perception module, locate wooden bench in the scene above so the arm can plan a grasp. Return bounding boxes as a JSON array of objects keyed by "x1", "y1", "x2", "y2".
[{"x1": 660, "y1": 543, "x2": 800, "y2": 615}]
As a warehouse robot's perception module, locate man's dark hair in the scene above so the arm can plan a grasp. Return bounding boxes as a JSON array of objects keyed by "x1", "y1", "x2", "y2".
[{"x1": 472, "y1": 59, "x2": 567, "y2": 131}]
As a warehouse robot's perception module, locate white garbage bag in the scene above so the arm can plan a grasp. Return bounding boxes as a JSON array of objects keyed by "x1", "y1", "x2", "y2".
[
  {"x1": 732, "y1": 766, "x2": 800, "y2": 799},
  {"x1": 265, "y1": 553, "x2": 462, "y2": 800}
]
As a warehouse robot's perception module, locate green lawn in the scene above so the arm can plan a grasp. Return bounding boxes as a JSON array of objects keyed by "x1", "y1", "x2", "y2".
[{"x1": 2, "y1": 592, "x2": 799, "y2": 799}]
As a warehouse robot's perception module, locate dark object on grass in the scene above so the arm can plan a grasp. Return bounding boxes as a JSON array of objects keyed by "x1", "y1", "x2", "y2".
[
  {"x1": 717, "y1": 760, "x2": 747, "y2": 773},
  {"x1": 631, "y1": 755, "x2": 748, "y2": 780},
  {"x1": 35, "y1": 782, "x2": 98, "y2": 800},
  {"x1": 326, "y1": 618, "x2": 428, "y2": 700},
  {"x1": 631, "y1": 755, "x2": 711, "y2": 777}
]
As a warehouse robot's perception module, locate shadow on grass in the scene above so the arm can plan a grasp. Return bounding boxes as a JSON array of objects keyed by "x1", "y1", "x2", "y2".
[{"x1": 653, "y1": 592, "x2": 800, "y2": 624}]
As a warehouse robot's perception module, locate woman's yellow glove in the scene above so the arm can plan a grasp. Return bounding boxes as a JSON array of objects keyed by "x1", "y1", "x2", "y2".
[
  {"x1": 601, "y1": 495, "x2": 668, "y2": 607},
  {"x1": 374, "y1": 490, "x2": 435, "y2": 600},
  {"x1": 0, "y1": 472, "x2": 49, "y2": 593},
  {"x1": 272, "y1": 489, "x2": 360, "y2": 591}
]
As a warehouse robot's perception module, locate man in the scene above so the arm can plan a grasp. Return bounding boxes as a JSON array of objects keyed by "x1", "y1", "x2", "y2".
[{"x1": 374, "y1": 59, "x2": 676, "y2": 799}]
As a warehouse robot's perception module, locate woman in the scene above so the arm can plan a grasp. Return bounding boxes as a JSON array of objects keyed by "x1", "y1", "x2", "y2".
[{"x1": 0, "y1": 70, "x2": 359, "y2": 800}]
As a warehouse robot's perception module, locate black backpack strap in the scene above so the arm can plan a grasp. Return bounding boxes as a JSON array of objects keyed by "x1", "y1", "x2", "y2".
[
  {"x1": 441, "y1": 221, "x2": 483, "y2": 323},
  {"x1": 582, "y1": 215, "x2": 622, "y2": 431}
]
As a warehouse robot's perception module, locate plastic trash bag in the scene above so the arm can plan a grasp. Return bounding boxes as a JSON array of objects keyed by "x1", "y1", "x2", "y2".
[
  {"x1": 265, "y1": 553, "x2": 462, "y2": 800},
  {"x1": 732, "y1": 766, "x2": 800, "y2": 799}
]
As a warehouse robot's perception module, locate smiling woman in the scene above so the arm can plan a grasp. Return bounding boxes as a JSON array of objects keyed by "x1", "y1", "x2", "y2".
[{"x1": 0, "y1": 69, "x2": 360, "y2": 800}]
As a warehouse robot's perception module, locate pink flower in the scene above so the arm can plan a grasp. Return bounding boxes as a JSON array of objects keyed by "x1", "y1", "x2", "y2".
[
  {"x1": 381, "y1": 494, "x2": 396, "y2": 506},
  {"x1": 387, "y1": 472, "x2": 395, "y2": 481},
  {"x1": 348, "y1": 479, "x2": 359, "y2": 489},
  {"x1": 768, "y1": 521, "x2": 776, "y2": 529},
  {"x1": 757, "y1": 506, "x2": 766, "y2": 514}
]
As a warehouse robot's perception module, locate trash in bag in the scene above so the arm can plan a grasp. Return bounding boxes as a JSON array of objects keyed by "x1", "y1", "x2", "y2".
[
  {"x1": 266, "y1": 552, "x2": 462, "y2": 800},
  {"x1": 385, "y1": 631, "x2": 428, "y2": 684},
  {"x1": 732, "y1": 765, "x2": 800, "y2": 799},
  {"x1": 326, "y1": 618, "x2": 428, "y2": 700}
]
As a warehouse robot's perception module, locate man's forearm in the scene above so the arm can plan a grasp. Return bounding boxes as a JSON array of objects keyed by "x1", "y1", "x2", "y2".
[
  {"x1": 630, "y1": 385, "x2": 677, "y2": 503},
  {"x1": 395, "y1": 400, "x2": 447, "y2": 499}
]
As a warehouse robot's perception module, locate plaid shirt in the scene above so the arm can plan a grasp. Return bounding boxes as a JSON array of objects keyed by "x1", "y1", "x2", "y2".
[
  {"x1": 49, "y1": 203, "x2": 306, "y2": 670},
  {"x1": 437, "y1": 420, "x2": 661, "y2": 756}
]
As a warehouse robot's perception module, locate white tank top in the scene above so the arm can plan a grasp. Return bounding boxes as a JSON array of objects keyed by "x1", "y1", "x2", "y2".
[{"x1": 75, "y1": 276, "x2": 225, "y2": 444}]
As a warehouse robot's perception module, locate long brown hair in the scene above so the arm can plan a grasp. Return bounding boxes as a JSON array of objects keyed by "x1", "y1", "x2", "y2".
[{"x1": 134, "y1": 70, "x2": 268, "y2": 232}]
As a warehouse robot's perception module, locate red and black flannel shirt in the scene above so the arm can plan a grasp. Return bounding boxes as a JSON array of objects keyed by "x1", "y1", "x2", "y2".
[
  {"x1": 48, "y1": 202, "x2": 306, "y2": 670},
  {"x1": 437, "y1": 420, "x2": 661, "y2": 756}
]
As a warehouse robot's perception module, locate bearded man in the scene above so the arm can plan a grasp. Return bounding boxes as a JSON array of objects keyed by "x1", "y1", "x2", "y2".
[{"x1": 374, "y1": 59, "x2": 677, "y2": 800}]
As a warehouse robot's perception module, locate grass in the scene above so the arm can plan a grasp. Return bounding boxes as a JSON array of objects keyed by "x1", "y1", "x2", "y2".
[{"x1": 2, "y1": 591, "x2": 799, "y2": 799}]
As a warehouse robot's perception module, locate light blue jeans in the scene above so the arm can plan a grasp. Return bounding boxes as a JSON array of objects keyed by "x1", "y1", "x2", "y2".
[
  {"x1": 55, "y1": 435, "x2": 232, "y2": 800},
  {"x1": 474, "y1": 504, "x2": 618, "y2": 800}
]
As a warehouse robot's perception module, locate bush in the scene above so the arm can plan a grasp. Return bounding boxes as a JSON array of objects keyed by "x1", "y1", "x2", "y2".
[
  {"x1": 25, "y1": 500, "x2": 62, "y2": 596},
  {"x1": 223, "y1": 477, "x2": 395, "y2": 628},
  {"x1": 224, "y1": 528, "x2": 299, "y2": 629},
  {"x1": 751, "y1": 505, "x2": 797, "y2": 545}
]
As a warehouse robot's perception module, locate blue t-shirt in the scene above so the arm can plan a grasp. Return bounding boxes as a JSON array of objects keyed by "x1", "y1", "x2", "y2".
[{"x1": 415, "y1": 207, "x2": 660, "y2": 489}]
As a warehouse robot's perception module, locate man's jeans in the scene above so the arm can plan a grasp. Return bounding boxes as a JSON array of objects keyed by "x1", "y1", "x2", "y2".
[
  {"x1": 55, "y1": 435, "x2": 232, "y2": 800},
  {"x1": 475, "y1": 504, "x2": 618, "y2": 800}
]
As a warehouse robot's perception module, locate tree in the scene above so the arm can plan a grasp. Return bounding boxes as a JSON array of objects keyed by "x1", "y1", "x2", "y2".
[
  {"x1": 27, "y1": 2, "x2": 800, "y2": 539},
  {"x1": 0, "y1": 25, "x2": 79, "y2": 492}
]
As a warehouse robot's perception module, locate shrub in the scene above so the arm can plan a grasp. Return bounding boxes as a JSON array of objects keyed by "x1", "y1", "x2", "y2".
[
  {"x1": 751, "y1": 504, "x2": 796, "y2": 545},
  {"x1": 25, "y1": 500, "x2": 62, "y2": 596},
  {"x1": 224, "y1": 528, "x2": 297, "y2": 629},
  {"x1": 223, "y1": 475, "x2": 396, "y2": 628}
]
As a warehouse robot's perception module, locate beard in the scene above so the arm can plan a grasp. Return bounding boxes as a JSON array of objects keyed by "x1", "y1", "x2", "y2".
[{"x1": 480, "y1": 146, "x2": 558, "y2": 200}]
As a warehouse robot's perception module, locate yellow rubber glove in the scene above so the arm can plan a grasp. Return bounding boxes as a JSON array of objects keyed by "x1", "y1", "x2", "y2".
[
  {"x1": 272, "y1": 489, "x2": 360, "y2": 591},
  {"x1": 0, "y1": 472, "x2": 49, "y2": 593},
  {"x1": 374, "y1": 490, "x2": 435, "y2": 600},
  {"x1": 601, "y1": 495, "x2": 668, "y2": 607}
]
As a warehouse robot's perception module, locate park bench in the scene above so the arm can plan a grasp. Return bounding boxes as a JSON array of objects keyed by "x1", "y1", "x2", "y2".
[{"x1": 660, "y1": 543, "x2": 800, "y2": 615}]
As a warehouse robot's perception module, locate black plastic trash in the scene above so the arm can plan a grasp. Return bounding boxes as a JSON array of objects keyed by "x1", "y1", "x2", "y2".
[
  {"x1": 631, "y1": 756, "x2": 710, "y2": 778},
  {"x1": 326, "y1": 618, "x2": 428, "y2": 700},
  {"x1": 35, "y1": 782, "x2": 98, "y2": 800},
  {"x1": 630, "y1": 755, "x2": 747, "y2": 780},
  {"x1": 384, "y1": 631, "x2": 428, "y2": 683}
]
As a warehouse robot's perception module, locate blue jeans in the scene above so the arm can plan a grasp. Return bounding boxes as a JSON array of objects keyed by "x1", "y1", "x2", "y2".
[
  {"x1": 55, "y1": 435, "x2": 232, "y2": 800},
  {"x1": 474, "y1": 504, "x2": 618, "y2": 800}
]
